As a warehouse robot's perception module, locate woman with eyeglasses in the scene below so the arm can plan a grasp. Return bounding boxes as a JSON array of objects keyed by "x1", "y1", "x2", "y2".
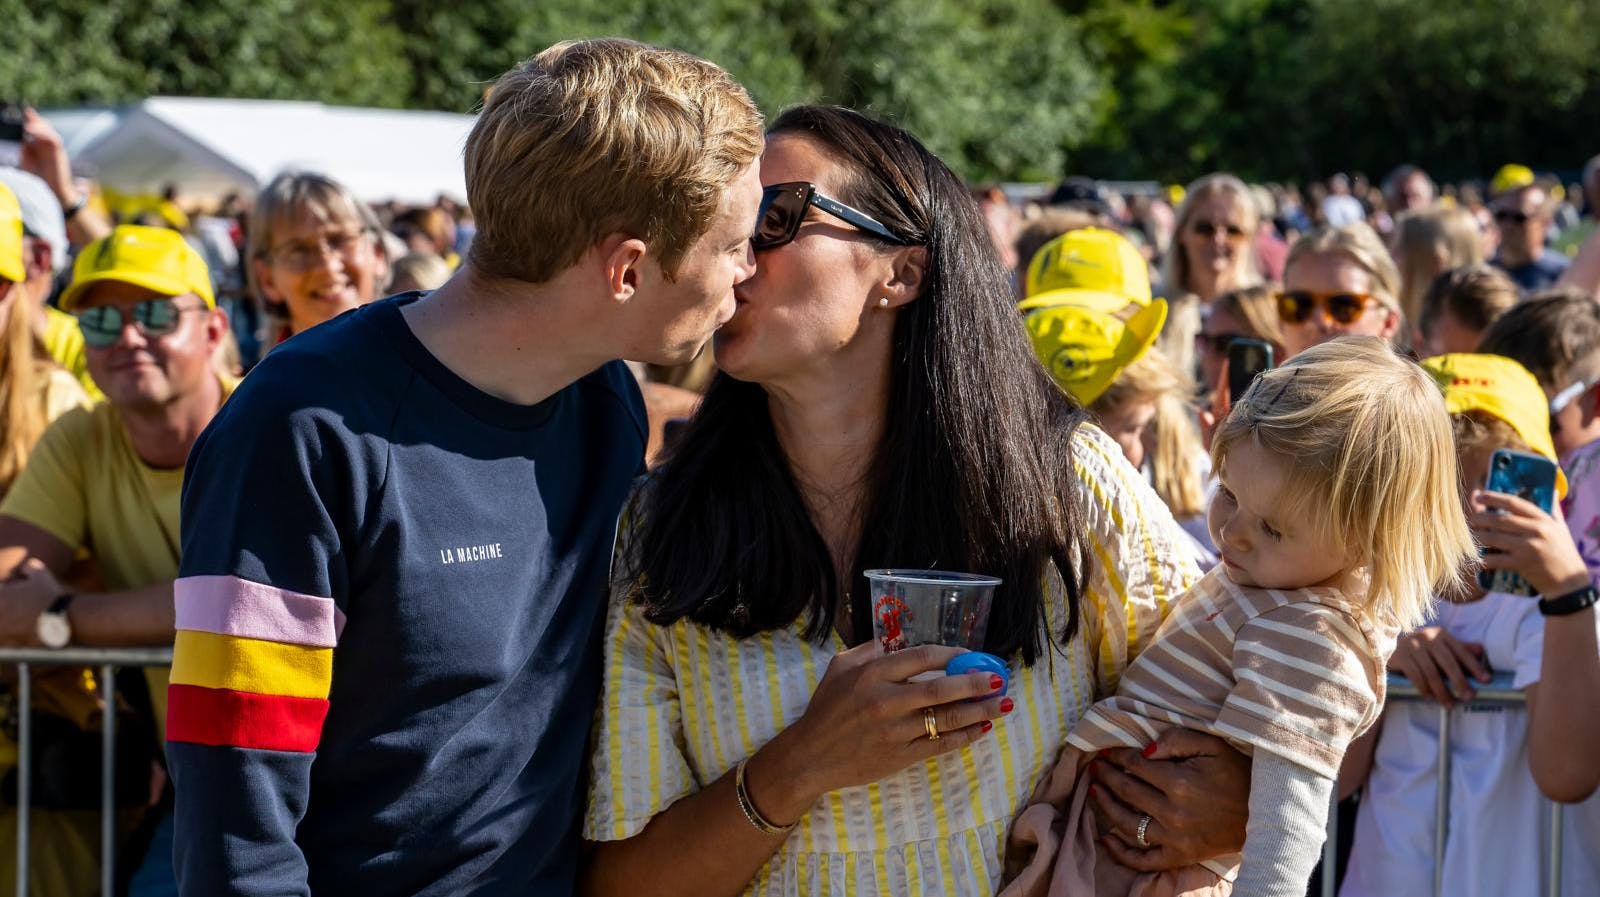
[
  {"x1": 1278, "y1": 222, "x2": 1403, "y2": 360},
  {"x1": 1157, "y1": 174, "x2": 1264, "y2": 378},
  {"x1": 247, "y1": 172, "x2": 391, "y2": 354},
  {"x1": 580, "y1": 105, "x2": 1252, "y2": 897}
]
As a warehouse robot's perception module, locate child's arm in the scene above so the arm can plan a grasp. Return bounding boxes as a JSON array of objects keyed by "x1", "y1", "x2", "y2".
[
  {"x1": 1473, "y1": 490, "x2": 1600, "y2": 802},
  {"x1": 1230, "y1": 751, "x2": 1333, "y2": 897},
  {"x1": 1336, "y1": 713, "x2": 1384, "y2": 801}
]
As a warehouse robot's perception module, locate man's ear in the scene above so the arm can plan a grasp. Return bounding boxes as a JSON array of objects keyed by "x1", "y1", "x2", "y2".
[
  {"x1": 24, "y1": 239, "x2": 51, "y2": 282},
  {"x1": 880, "y1": 246, "x2": 930, "y2": 309},
  {"x1": 598, "y1": 234, "x2": 649, "y2": 306}
]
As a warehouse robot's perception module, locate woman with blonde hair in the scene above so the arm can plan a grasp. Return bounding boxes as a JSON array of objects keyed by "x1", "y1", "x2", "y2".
[
  {"x1": 1278, "y1": 221, "x2": 1403, "y2": 359},
  {"x1": 1159, "y1": 173, "x2": 1264, "y2": 375},
  {"x1": 0, "y1": 185, "x2": 87, "y2": 496},
  {"x1": 1391, "y1": 206, "x2": 1483, "y2": 333},
  {"x1": 248, "y1": 172, "x2": 390, "y2": 351}
]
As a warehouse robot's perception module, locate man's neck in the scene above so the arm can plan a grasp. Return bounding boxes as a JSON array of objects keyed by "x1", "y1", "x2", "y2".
[
  {"x1": 400, "y1": 267, "x2": 616, "y2": 407},
  {"x1": 120, "y1": 375, "x2": 224, "y2": 469},
  {"x1": 1499, "y1": 244, "x2": 1538, "y2": 267}
]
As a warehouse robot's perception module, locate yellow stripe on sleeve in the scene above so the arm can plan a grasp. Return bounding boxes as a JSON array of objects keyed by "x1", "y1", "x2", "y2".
[{"x1": 169, "y1": 630, "x2": 332, "y2": 699}]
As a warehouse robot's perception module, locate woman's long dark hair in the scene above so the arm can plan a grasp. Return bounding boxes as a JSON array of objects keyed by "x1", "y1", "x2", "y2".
[{"x1": 631, "y1": 105, "x2": 1091, "y2": 664}]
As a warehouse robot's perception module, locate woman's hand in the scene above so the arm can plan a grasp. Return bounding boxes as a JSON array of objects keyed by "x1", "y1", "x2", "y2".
[
  {"x1": 1472, "y1": 490, "x2": 1591, "y2": 600},
  {"x1": 746, "y1": 641, "x2": 1010, "y2": 823},
  {"x1": 1086, "y1": 728, "x2": 1250, "y2": 871},
  {"x1": 1388, "y1": 625, "x2": 1490, "y2": 707}
]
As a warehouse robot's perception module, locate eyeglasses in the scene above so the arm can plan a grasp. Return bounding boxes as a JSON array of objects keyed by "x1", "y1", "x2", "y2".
[
  {"x1": 76, "y1": 297, "x2": 206, "y2": 348},
  {"x1": 1195, "y1": 332, "x2": 1246, "y2": 355},
  {"x1": 1277, "y1": 290, "x2": 1378, "y2": 326},
  {"x1": 753, "y1": 181, "x2": 911, "y2": 251},
  {"x1": 1550, "y1": 374, "x2": 1600, "y2": 418},
  {"x1": 1191, "y1": 220, "x2": 1249, "y2": 242},
  {"x1": 1493, "y1": 210, "x2": 1531, "y2": 226},
  {"x1": 267, "y1": 228, "x2": 374, "y2": 272}
]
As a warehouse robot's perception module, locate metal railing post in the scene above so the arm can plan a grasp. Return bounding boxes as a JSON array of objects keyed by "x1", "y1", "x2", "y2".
[
  {"x1": 1432, "y1": 702, "x2": 1451, "y2": 897},
  {"x1": 100, "y1": 663, "x2": 116, "y2": 897},
  {"x1": 1322, "y1": 789, "x2": 1339, "y2": 897},
  {"x1": 15, "y1": 662, "x2": 28, "y2": 897},
  {"x1": 1548, "y1": 800, "x2": 1564, "y2": 897}
]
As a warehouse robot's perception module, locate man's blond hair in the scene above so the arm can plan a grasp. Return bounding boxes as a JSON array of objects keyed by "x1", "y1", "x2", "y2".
[{"x1": 466, "y1": 39, "x2": 764, "y2": 284}]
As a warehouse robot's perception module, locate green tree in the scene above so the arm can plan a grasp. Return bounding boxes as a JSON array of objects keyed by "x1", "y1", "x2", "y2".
[{"x1": 2, "y1": 0, "x2": 410, "y2": 108}]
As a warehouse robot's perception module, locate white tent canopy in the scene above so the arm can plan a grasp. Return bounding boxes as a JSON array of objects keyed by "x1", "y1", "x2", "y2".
[{"x1": 45, "y1": 98, "x2": 474, "y2": 205}]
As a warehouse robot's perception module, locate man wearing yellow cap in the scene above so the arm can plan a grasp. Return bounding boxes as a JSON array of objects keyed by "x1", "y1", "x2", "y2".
[{"x1": 1489, "y1": 175, "x2": 1569, "y2": 293}]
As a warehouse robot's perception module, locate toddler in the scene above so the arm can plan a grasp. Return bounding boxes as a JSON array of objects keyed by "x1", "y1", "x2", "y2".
[{"x1": 1004, "y1": 336, "x2": 1477, "y2": 897}]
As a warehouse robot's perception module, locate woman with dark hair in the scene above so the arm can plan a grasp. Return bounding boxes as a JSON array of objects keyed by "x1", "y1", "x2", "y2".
[{"x1": 581, "y1": 106, "x2": 1249, "y2": 896}]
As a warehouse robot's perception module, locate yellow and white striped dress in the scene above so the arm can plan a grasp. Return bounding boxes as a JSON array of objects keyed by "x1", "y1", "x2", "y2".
[{"x1": 584, "y1": 426, "x2": 1201, "y2": 896}]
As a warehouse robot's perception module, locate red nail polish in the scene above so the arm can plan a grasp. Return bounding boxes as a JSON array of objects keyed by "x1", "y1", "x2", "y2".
[
  {"x1": 1141, "y1": 742, "x2": 1157, "y2": 758},
  {"x1": 989, "y1": 674, "x2": 1004, "y2": 690},
  {"x1": 1096, "y1": 748, "x2": 1112, "y2": 760},
  {"x1": 981, "y1": 721, "x2": 993, "y2": 733},
  {"x1": 1000, "y1": 697, "x2": 1015, "y2": 714},
  {"x1": 1088, "y1": 784, "x2": 1099, "y2": 798}
]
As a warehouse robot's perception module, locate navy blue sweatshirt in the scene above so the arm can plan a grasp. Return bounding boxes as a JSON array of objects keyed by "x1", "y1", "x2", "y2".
[{"x1": 167, "y1": 293, "x2": 646, "y2": 896}]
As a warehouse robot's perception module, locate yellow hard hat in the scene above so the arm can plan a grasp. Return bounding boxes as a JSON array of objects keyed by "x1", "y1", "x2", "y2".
[
  {"x1": 60, "y1": 225, "x2": 214, "y2": 312},
  {"x1": 1018, "y1": 228, "x2": 1166, "y2": 406}
]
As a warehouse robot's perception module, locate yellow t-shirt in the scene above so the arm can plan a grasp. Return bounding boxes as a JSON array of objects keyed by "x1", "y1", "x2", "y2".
[
  {"x1": 40, "y1": 306, "x2": 103, "y2": 403},
  {"x1": 0, "y1": 376, "x2": 239, "y2": 739}
]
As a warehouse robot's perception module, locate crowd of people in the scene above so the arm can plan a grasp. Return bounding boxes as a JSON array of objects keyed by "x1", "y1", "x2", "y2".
[{"x1": 0, "y1": 36, "x2": 1595, "y2": 897}]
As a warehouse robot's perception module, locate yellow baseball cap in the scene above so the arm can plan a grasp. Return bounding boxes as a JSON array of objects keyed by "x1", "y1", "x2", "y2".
[
  {"x1": 1422, "y1": 353, "x2": 1568, "y2": 498},
  {"x1": 1018, "y1": 228, "x2": 1166, "y2": 406},
  {"x1": 0, "y1": 182, "x2": 23, "y2": 284},
  {"x1": 1490, "y1": 164, "x2": 1535, "y2": 197},
  {"x1": 60, "y1": 225, "x2": 214, "y2": 312}
]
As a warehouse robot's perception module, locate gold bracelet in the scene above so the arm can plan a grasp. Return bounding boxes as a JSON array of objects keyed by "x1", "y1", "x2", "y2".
[{"x1": 734, "y1": 758, "x2": 796, "y2": 836}]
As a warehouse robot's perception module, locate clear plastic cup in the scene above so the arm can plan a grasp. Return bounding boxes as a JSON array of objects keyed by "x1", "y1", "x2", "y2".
[{"x1": 863, "y1": 569, "x2": 1001, "y2": 654}]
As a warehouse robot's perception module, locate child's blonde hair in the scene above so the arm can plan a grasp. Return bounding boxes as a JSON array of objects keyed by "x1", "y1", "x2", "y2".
[
  {"x1": 1092, "y1": 347, "x2": 1207, "y2": 518},
  {"x1": 1211, "y1": 336, "x2": 1475, "y2": 630}
]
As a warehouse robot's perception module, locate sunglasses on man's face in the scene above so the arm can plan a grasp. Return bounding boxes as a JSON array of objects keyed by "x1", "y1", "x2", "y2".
[
  {"x1": 1494, "y1": 210, "x2": 1531, "y2": 226},
  {"x1": 76, "y1": 297, "x2": 205, "y2": 348},
  {"x1": 1276, "y1": 290, "x2": 1377, "y2": 326},
  {"x1": 753, "y1": 181, "x2": 911, "y2": 251}
]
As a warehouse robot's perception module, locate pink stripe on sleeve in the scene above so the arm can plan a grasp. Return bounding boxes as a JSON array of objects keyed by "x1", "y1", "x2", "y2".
[{"x1": 175, "y1": 575, "x2": 345, "y2": 648}]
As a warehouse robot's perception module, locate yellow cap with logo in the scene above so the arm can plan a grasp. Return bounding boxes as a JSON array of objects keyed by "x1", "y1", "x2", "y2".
[
  {"x1": 1018, "y1": 227, "x2": 1167, "y2": 406},
  {"x1": 0, "y1": 182, "x2": 24, "y2": 284},
  {"x1": 60, "y1": 225, "x2": 214, "y2": 312},
  {"x1": 1421, "y1": 352, "x2": 1568, "y2": 498}
]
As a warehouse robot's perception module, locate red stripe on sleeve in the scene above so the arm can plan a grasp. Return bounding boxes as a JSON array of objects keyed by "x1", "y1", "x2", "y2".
[{"x1": 166, "y1": 684, "x2": 330, "y2": 752}]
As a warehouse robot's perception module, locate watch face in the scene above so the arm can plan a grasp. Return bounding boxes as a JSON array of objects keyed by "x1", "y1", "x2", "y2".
[{"x1": 36, "y1": 613, "x2": 70, "y2": 649}]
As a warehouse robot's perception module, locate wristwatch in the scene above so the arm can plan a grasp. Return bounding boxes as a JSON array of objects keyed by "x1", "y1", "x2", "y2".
[
  {"x1": 35, "y1": 592, "x2": 75, "y2": 648},
  {"x1": 1539, "y1": 583, "x2": 1599, "y2": 617}
]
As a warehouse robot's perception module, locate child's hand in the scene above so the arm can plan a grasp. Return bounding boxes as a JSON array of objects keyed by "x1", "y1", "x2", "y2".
[
  {"x1": 1471, "y1": 490, "x2": 1591, "y2": 600},
  {"x1": 1388, "y1": 625, "x2": 1490, "y2": 708}
]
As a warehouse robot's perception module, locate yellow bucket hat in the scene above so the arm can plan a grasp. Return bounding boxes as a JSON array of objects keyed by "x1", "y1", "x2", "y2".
[
  {"x1": 1018, "y1": 228, "x2": 1167, "y2": 406},
  {"x1": 0, "y1": 182, "x2": 24, "y2": 284},
  {"x1": 1422, "y1": 353, "x2": 1568, "y2": 498},
  {"x1": 60, "y1": 225, "x2": 214, "y2": 312}
]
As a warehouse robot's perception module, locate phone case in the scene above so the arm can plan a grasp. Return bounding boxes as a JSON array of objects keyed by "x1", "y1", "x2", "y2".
[{"x1": 1478, "y1": 449, "x2": 1558, "y2": 597}]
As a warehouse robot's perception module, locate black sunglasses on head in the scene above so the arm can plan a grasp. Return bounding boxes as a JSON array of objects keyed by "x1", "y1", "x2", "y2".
[{"x1": 753, "y1": 181, "x2": 911, "y2": 251}]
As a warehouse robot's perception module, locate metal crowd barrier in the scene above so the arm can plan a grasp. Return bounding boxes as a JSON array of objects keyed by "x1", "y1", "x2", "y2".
[
  {"x1": 1320, "y1": 671, "x2": 1564, "y2": 897},
  {"x1": 1, "y1": 646, "x2": 172, "y2": 897}
]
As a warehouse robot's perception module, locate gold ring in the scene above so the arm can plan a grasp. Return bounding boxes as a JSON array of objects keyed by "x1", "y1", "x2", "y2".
[{"x1": 923, "y1": 708, "x2": 941, "y2": 741}]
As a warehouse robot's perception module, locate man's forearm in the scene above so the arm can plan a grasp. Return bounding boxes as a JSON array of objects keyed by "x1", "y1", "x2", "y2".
[{"x1": 70, "y1": 582, "x2": 176, "y2": 646}]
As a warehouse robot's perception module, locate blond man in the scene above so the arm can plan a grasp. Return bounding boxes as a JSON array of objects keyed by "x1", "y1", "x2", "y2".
[{"x1": 166, "y1": 40, "x2": 764, "y2": 896}]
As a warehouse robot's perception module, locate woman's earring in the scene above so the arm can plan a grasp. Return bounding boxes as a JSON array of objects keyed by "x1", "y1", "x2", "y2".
[{"x1": 878, "y1": 297, "x2": 890, "y2": 308}]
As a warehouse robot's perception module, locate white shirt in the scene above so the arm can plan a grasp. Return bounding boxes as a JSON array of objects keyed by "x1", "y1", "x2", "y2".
[{"x1": 1341, "y1": 592, "x2": 1600, "y2": 897}]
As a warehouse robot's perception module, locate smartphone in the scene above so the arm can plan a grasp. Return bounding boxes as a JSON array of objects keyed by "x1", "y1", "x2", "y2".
[
  {"x1": 0, "y1": 104, "x2": 24, "y2": 143},
  {"x1": 1477, "y1": 448, "x2": 1558, "y2": 596},
  {"x1": 1227, "y1": 338, "x2": 1275, "y2": 403}
]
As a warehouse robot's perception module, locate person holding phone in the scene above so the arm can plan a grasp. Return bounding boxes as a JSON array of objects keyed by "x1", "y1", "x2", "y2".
[
  {"x1": 582, "y1": 107, "x2": 1250, "y2": 897},
  {"x1": 1340, "y1": 353, "x2": 1600, "y2": 897}
]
